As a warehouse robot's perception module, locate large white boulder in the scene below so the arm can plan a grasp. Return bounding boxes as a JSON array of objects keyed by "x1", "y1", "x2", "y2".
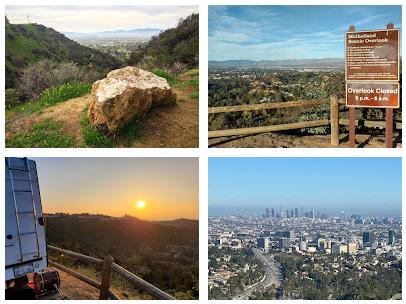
[{"x1": 88, "y1": 66, "x2": 176, "y2": 133}]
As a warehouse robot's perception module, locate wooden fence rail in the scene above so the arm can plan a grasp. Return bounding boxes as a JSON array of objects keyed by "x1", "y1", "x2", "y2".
[
  {"x1": 208, "y1": 97, "x2": 401, "y2": 146},
  {"x1": 47, "y1": 245, "x2": 175, "y2": 300},
  {"x1": 208, "y1": 98, "x2": 329, "y2": 114},
  {"x1": 208, "y1": 120, "x2": 329, "y2": 138}
]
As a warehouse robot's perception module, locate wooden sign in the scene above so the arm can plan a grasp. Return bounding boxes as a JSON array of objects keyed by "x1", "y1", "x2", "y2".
[
  {"x1": 345, "y1": 29, "x2": 399, "y2": 81},
  {"x1": 346, "y1": 82, "x2": 399, "y2": 108}
]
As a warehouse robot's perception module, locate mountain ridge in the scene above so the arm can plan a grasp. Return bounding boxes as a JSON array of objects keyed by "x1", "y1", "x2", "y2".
[{"x1": 209, "y1": 58, "x2": 344, "y2": 70}]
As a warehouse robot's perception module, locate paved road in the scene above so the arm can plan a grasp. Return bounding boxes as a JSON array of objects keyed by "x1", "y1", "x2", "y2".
[{"x1": 233, "y1": 249, "x2": 283, "y2": 300}]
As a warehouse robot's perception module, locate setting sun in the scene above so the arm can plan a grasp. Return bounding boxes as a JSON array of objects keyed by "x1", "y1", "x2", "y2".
[{"x1": 135, "y1": 200, "x2": 146, "y2": 209}]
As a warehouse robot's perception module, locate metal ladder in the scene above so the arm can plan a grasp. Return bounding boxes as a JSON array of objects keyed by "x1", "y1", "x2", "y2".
[{"x1": 7, "y1": 158, "x2": 41, "y2": 261}]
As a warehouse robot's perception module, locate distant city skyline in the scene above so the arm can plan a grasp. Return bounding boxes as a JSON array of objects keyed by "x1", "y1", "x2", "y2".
[
  {"x1": 209, "y1": 5, "x2": 402, "y2": 61},
  {"x1": 209, "y1": 158, "x2": 402, "y2": 217},
  {"x1": 6, "y1": 6, "x2": 198, "y2": 33}
]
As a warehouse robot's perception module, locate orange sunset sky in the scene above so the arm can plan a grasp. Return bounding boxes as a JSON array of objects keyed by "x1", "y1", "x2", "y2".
[{"x1": 32, "y1": 157, "x2": 198, "y2": 221}]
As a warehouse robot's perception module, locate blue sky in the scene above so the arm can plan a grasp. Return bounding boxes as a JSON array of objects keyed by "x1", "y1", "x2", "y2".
[
  {"x1": 209, "y1": 158, "x2": 402, "y2": 217},
  {"x1": 209, "y1": 5, "x2": 402, "y2": 61}
]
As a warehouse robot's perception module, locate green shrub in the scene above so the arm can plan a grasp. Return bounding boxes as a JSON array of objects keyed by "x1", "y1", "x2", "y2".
[
  {"x1": 7, "y1": 83, "x2": 91, "y2": 117},
  {"x1": 18, "y1": 60, "x2": 100, "y2": 100},
  {"x1": 152, "y1": 69, "x2": 177, "y2": 86},
  {"x1": 190, "y1": 92, "x2": 199, "y2": 100},
  {"x1": 298, "y1": 105, "x2": 330, "y2": 135},
  {"x1": 39, "y1": 83, "x2": 92, "y2": 106},
  {"x1": 186, "y1": 79, "x2": 199, "y2": 88},
  {"x1": 80, "y1": 108, "x2": 115, "y2": 148},
  {"x1": 118, "y1": 117, "x2": 143, "y2": 147},
  {"x1": 6, "y1": 119, "x2": 75, "y2": 148},
  {"x1": 183, "y1": 68, "x2": 199, "y2": 78},
  {"x1": 5, "y1": 88, "x2": 21, "y2": 108},
  {"x1": 80, "y1": 108, "x2": 142, "y2": 148}
]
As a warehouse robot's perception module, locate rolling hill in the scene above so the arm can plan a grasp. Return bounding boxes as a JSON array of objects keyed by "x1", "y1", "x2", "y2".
[
  {"x1": 5, "y1": 18, "x2": 122, "y2": 88},
  {"x1": 45, "y1": 214, "x2": 198, "y2": 255},
  {"x1": 129, "y1": 13, "x2": 199, "y2": 68},
  {"x1": 44, "y1": 214, "x2": 198, "y2": 298}
]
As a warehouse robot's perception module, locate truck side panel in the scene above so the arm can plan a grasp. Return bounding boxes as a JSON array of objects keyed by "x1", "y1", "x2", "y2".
[{"x1": 5, "y1": 158, "x2": 48, "y2": 281}]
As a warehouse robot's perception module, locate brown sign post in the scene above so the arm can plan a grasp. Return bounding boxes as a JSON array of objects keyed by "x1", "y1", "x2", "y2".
[{"x1": 345, "y1": 24, "x2": 400, "y2": 148}]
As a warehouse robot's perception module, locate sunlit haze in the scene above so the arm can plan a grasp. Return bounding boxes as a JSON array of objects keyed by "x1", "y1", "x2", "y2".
[
  {"x1": 33, "y1": 158, "x2": 198, "y2": 220},
  {"x1": 6, "y1": 6, "x2": 199, "y2": 33}
]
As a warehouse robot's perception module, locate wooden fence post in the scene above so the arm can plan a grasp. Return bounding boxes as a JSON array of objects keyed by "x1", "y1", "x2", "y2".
[
  {"x1": 385, "y1": 22, "x2": 395, "y2": 148},
  {"x1": 99, "y1": 255, "x2": 114, "y2": 300},
  {"x1": 386, "y1": 108, "x2": 394, "y2": 148},
  {"x1": 330, "y1": 95, "x2": 339, "y2": 146}
]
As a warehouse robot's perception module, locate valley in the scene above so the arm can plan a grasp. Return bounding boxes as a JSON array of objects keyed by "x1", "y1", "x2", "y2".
[
  {"x1": 208, "y1": 67, "x2": 401, "y2": 148},
  {"x1": 5, "y1": 11, "x2": 199, "y2": 148}
]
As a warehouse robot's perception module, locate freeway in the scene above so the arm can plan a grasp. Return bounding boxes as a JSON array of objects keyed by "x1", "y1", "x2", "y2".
[{"x1": 233, "y1": 248, "x2": 283, "y2": 300}]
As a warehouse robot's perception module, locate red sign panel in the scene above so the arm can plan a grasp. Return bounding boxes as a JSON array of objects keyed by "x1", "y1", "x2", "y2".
[
  {"x1": 346, "y1": 82, "x2": 399, "y2": 108},
  {"x1": 345, "y1": 29, "x2": 399, "y2": 81}
]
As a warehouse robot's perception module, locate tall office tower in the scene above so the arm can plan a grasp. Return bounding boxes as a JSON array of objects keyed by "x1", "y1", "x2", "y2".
[
  {"x1": 265, "y1": 208, "x2": 271, "y2": 218},
  {"x1": 388, "y1": 230, "x2": 395, "y2": 245},
  {"x1": 294, "y1": 208, "x2": 299, "y2": 218},
  {"x1": 257, "y1": 237, "x2": 270, "y2": 252},
  {"x1": 363, "y1": 231, "x2": 376, "y2": 246},
  {"x1": 310, "y1": 209, "x2": 315, "y2": 219},
  {"x1": 280, "y1": 204, "x2": 285, "y2": 219},
  {"x1": 339, "y1": 210, "x2": 346, "y2": 222},
  {"x1": 271, "y1": 208, "x2": 275, "y2": 218},
  {"x1": 301, "y1": 207, "x2": 304, "y2": 217}
]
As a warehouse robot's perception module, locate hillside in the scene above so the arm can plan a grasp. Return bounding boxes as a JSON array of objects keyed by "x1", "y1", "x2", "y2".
[
  {"x1": 46, "y1": 214, "x2": 198, "y2": 253},
  {"x1": 5, "y1": 18, "x2": 122, "y2": 88},
  {"x1": 45, "y1": 214, "x2": 198, "y2": 298},
  {"x1": 6, "y1": 68, "x2": 199, "y2": 148},
  {"x1": 129, "y1": 13, "x2": 199, "y2": 68}
]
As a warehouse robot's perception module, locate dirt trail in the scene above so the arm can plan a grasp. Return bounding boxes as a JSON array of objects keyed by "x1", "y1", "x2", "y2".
[
  {"x1": 134, "y1": 86, "x2": 198, "y2": 147},
  {"x1": 6, "y1": 95, "x2": 89, "y2": 146},
  {"x1": 209, "y1": 131, "x2": 402, "y2": 148},
  {"x1": 51, "y1": 267, "x2": 100, "y2": 300},
  {"x1": 6, "y1": 88, "x2": 199, "y2": 148}
]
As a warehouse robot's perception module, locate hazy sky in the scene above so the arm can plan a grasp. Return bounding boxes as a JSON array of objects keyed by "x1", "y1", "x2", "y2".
[
  {"x1": 6, "y1": 6, "x2": 198, "y2": 33},
  {"x1": 209, "y1": 158, "x2": 402, "y2": 217},
  {"x1": 209, "y1": 5, "x2": 402, "y2": 61},
  {"x1": 32, "y1": 158, "x2": 198, "y2": 220}
]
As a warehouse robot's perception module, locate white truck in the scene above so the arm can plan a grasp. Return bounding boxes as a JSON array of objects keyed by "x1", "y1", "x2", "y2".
[{"x1": 5, "y1": 157, "x2": 48, "y2": 283}]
